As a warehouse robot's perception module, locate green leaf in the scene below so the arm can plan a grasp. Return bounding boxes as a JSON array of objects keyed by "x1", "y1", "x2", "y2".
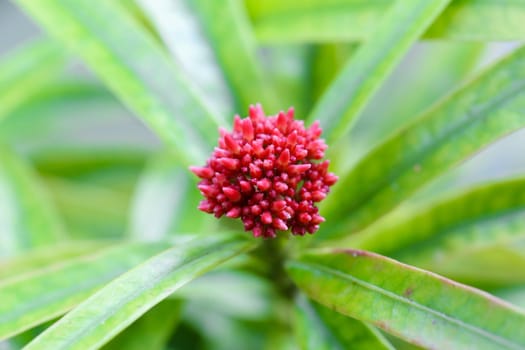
[
  {"x1": 0, "y1": 241, "x2": 107, "y2": 280},
  {"x1": 14, "y1": 0, "x2": 225, "y2": 165},
  {"x1": 137, "y1": 0, "x2": 235, "y2": 117},
  {"x1": 190, "y1": 0, "x2": 278, "y2": 112},
  {"x1": 0, "y1": 146, "x2": 66, "y2": 257},
  {"x1": 32, "y1": 146, "x2": 148, "y2": 180},
  {"x1": 322, "y1": 46, "x2": 525, "y2": 238},
  {"x1": 174, "y1": 269, "x2": 275, "y2": 320},
  {"x1": 260, "y1": 45, "x2": 314, "y2": 118},
  {"x1": 353, "y1": 42, "x2": 483, "y2": 158},
  {"x1": 0, "y1": 39, "x2": 65, "y2": 122},
  {"x1": 247, "y1": 0, "x2": 525, "y2": 43},
  {"x1": 294, "y1": 293, "x2": 393, "y2": 350},
  {"x1": 346, "y1": 177, "x2": 525, "y2": 261},
  {"x1": 310, "y1": 43, "x2": 358, "y2": 102},
  {"x1": 430, "y1": 241, "x2": 525, "y2": 288},
  {"x1": 24, "y1": 234, "x2": 256, "y2": 350},
  {"x1": 128, "y1": 153, "x2": 215, "y2": 240},
  {"x1": 307, "y1": 0, "x2": 451, "y2": 144},
  {"x1": 44, "y1": 176, "x2": 131, "y2": 239},
  {"x1": 286, "y1": 249, "x2": 525, "y2": 349},
  {"x1": 103, "y1": 299, "x2": 182, "y2": 350},
  {"x1": 0, "y1": 242, "x2": 169, "y2": 340},
  {"x1": 0, "y1": 79, "x2": 120, "y2": 146}
]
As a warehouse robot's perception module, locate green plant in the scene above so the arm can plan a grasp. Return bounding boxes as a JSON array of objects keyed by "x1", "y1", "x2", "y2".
[{"x1": 1, "y1": 0, "x2": 525, "y2": 349}]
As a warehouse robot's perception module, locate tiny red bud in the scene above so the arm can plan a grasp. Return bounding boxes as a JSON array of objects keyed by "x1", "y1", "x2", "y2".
[
  {"x1": 325, "y1": 173, "x2": 339, "y2": 186},
  {"x1": 251, "y1": 205, "x2": 262, "y2": 215},
  {"x1": 189, "y1": 166, "x2": 214, "y2": 179},
  {"x1": 311, "y1": 191, "x2": 327, "y2": 202},
  {"x1": 272, "y1": 217, "x2": 288, "y2": 231},
  {"x1": 223, "y1": 187, "x2": 241, "y2": 202},
  {"x1": 198, "y1": 184, "x2": 219, "y2": 197},
  {"x1": 226, "y1": 207, "x2": 241, "y2": 218},
  {"x1": 311, "y1": 214, "x2": 325, "y2": 225},
  {"x1": 256, "y1": 178, "x2": 272, "y2": 192},
  {"x1": 276, "y1": 111, "x2": 288, "y2": 133},
  {"x1": 198, "y1": 201, "x2": 214, "y2": 213},
  {"x1": 224, "y1": 134, "x2": 240, "y2": 154},
  {"x1": 242, "y1": 119, "x2": 254, "y2": 141},
  {"x1": 275, "y1": 182, "x2": 288, "y2": 193},
  {"x1": 276, "y1": 149, "x2": 290, "y2": 168},
  {"x1": 298, "y1": 213, "x2": 312, "y2": 224},
  {"x1": 253, "y1": 226, "x2": 263, "y2": 238},
  {"x1": 288, "y1": 164, "x2": 311, "y2": 175},
  {"x1": 249, "y1": 164, "x2": 262, "y2": 178},
  {"x1": 261, "y1": 211, "x2": 273, "y2": 225},
  {"x1": 239, "y1": 180, "x2": 252, "y2": 193},
  {"x1": 272, "y1": 200, "x2": 287, "y2": 211},
  {"x1": 218, "y1": 157, "x2": 240, "y2": 170}
]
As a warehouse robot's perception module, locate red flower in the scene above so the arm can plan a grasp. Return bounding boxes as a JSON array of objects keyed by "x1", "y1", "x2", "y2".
[{"x1": 190, "y1": 104, "x2": 338, "y2": 238}]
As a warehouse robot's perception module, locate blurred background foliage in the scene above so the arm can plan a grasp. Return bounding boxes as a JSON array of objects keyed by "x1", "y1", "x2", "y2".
[{"x1": 1, "y1": 0, "x2": 525, "y2": 349}]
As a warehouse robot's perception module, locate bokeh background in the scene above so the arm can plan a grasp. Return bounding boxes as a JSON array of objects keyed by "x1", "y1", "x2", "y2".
[{"x1": 2, "y1": 0, "x2": 524, "y2": 201}]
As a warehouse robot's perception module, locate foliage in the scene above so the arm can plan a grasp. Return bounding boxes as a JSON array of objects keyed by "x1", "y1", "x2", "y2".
[{"x1": 1, "y1": 0, "x2": 525, "y2": 349}]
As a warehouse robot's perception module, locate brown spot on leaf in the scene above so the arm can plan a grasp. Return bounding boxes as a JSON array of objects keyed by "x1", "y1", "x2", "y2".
[{"x1": 403, "y1": 287, "x2": 414, "y2": 299}]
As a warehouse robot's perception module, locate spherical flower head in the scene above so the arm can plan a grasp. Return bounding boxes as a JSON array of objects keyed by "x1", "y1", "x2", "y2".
[{"x1": 190, "y1": 104, "x2": 338, "y2": 238}]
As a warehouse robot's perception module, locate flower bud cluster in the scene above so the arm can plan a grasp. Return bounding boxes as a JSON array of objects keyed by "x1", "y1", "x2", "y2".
[{"x1": 190, "y1": 104, "x2": 337, "y2": 238}]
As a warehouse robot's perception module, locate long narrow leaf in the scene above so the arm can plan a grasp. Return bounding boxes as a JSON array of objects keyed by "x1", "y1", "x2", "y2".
[
  {"x1": 0, "y1": 241, "x2": 107, "y2": 280},
  {"x1": 294, "y1": 293, "x2": 393, "y2": 350},
  {"x1": 0, "y1": 242, "x2": 169, "y2": 340},
  {"x1": 287, "y1": 249, "x2": 525, "y2": 349},
  {"x1": 347, "y1": 177, "x2": 525, "y2": 261},
  {"x1": 103, "y1": 299, "x2": 182, "y2": 350},
  {"x1": 322, "y1": 46, "x2": 525, "y2": 238},
  {"x1": 307, "y1": 0, "x2": 451, "y2": 143},
  {"x1": 0, "y1": 146, "x2": 66, "y2": 256},
  {"x1": 138, "y1": 0, "x2": 235, "y2": 117},
  {"x1": 430, "y1": 240, "x2": 525, "y2": 288},
  {"x1": 25, "y1": 234, "x2": 256, "y2": 350},
  {"x1": 354, "y1": 42, "x2": 483, "y2": 157},
  {"x1": 0, "y1": 39, "x2": 65, "y2": 121},
  {"x1": 15, "y1": 0, "x2": 225, "y2": 165},
  {"x1": 128, "y1": 153, "x2": 215, "y2": 240},
  {"x1": 191, "y1": 0, "x2": 278, "y2": 112},
  {"x1": 247, "y1": 0, "x2": 525, "y2": 43}
]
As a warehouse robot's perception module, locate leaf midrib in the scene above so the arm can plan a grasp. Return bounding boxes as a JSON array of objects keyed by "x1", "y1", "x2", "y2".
[
  {"x1": 293, "y1": 260, "x2": 524, "y2": 349},
  {"x1": 342, "y1": 72, "x2": 525, "y2": 217}
]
